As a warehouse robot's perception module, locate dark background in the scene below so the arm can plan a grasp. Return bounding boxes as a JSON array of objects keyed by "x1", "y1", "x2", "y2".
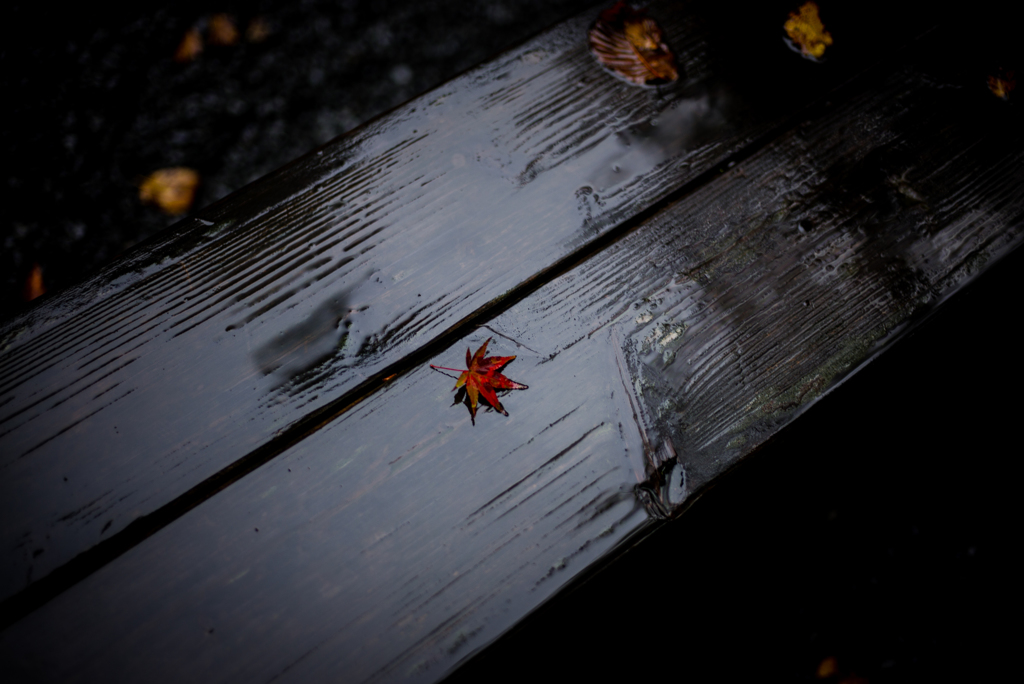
[{"x1": 3, "y1": 1, "x2": 1019, "y2": 681}]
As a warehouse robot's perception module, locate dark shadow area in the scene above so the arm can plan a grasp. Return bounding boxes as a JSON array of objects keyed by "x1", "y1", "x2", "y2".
[{"x1": 445, "y1": 217, "x2": 1022, "y2": 681}]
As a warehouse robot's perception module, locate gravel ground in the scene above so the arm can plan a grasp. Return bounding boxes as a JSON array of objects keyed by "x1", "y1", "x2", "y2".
[{"x1": 2, "y1": 0, "x2": 596, "y2": 320}]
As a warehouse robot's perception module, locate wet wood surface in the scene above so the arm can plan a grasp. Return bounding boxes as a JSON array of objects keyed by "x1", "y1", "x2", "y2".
[
  {"x1": 0, "y1": 0, "x2": 869, "y2": 604},
  {"x1": 2, "y1": 13, "x2": 1020, "y2": 682}
]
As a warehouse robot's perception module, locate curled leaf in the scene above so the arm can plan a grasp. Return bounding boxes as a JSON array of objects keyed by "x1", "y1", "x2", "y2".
[
  {"x1": 784, "y1": 2, "x2": 833, "y2": 61},
  {"x1": 139, "y1": 168, "x2": 200, "y2": 215},
  {"x1": 589, "y1": 2, "x2": 678, "y2": 85},
  {"x1": 174, "y1": 26, "x2": 203, "y2": 63},
  {"x1": 431, "y1": 338, "x2": 528, "y2": 425}
]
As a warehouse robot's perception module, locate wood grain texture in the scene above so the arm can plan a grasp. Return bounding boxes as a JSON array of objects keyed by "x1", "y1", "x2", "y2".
[
  {"x1": 3, "y1": 33, "x2": 1018, "y2": 683},
  {"x1": 0, "y1": 0, "x2": 857, "y2": 602},
  {"x1": 517, "y1": 57, "x2": 1024, "y2": 511}
]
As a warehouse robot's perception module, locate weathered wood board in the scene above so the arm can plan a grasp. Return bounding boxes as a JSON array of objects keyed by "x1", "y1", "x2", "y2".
[
  {"x1": 0, "y1": 0, "x2": 877, "y2": 605},
  {"x1": 2, "y1": 29, "x2": 1019, "y2": 682},
  {"x1": 445, "y1": 242, "x2": 1024, "y2": 682}
]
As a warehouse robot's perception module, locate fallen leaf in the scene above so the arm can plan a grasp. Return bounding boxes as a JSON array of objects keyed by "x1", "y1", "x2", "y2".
[
  {"x1": 431, "y1": 338, "x2": 528, "y2": 424},
  {"x1": 174, "y1": 26, "x2": 203, "y2": 62},
  {"x1": 988, "y1": 70, "x2": 1016, "y2": 100},
  {"x1": 208, "y1": 14, "x2": 239, "y2": 47},
  {"x1": 784, "y1": 2, "x2": 833, "y2": 61},
  {"x1": 22, "y1": 263, "x2": 46, "y2": 302},
  {"x1": 139, "y1": 168, "x2": 200, "y2": 215},
  {"x1": 589, "y1": 2, "x2": 678, "y2": 85}
]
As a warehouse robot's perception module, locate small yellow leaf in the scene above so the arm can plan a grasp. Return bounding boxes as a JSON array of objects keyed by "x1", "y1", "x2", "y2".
[
  {"x1": 784, "y1": 2, "x2": 833, "y2": 61},
  {"x1": 139, "y1": 168, "x2": 200, "y2": 215},
  {"x1": 988, "y1": 70, "x2": 1016, "y2": 100}
]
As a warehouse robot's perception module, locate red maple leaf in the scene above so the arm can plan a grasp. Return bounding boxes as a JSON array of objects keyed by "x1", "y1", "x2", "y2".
[{"x1": 430, "y1": 338, "x2": 528, "y2": 424}]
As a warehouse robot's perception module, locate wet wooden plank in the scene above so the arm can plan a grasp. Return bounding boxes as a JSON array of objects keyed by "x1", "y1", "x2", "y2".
[
  {"x1": 0, "y1": 0, "x2": 874, "y2": 603},
  {"x1": 3, "y1": 32, "x2": 1019, "y2": 683},
  {"x1": 444, "y1": 243, "x2": 1024, "y2": 682}
]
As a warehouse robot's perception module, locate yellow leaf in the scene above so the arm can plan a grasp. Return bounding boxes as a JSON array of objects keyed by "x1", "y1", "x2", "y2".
[
  {"x1": 139, "y1": 168, "x2": 200, "y2": 215},
  {"x1": 784, "y1": 2, "x2": 833, "y2": 61},
  {"x1": 988, "y1": 70, "x2": 1016, "y2": 100}
]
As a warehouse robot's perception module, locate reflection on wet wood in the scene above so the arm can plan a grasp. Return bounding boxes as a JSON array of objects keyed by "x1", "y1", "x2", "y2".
[
  {"x1": 2, "y1": 30, "x2": 1019, "y2": 682},
  {"x1": 0, "y1": 0, "x2": 849, "y2": 603}
]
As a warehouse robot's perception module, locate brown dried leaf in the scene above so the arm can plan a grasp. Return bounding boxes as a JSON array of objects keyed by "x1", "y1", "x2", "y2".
[
  {"x1": 139, "y1": 168, "x2": 200, "y2": 215},
  {"x1": 174, "y1": 26, "x2": 203, "y2": 62},
  {"x1": 22, "y1": 263, "x2": 46, "y2": 302},
  {"x1": 589, "y1": 2, "x2": 678, "y2": 85},
  {"x1": 208, "y1": 14, "x2": 239, "y2": 47},
  {"x1": 784, "y1": 2, "x2": 833, "y2": 61}
]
